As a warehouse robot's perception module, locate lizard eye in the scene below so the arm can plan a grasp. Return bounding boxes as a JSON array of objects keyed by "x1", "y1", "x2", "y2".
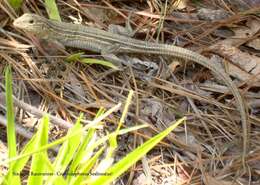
[{"x1": 29, "y1": 19, "x2": 34, "y2": 24}]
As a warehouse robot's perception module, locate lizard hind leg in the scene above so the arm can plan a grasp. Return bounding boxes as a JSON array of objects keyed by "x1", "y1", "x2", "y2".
[
  {"x1": 101, "y1": 44, "x2": 121, "y2": 54},
  {"x1": 108, "y1": 24, "x2": 134, "y2": 37},
  {"x1": 102, "y1": 53, "x2": 130, "y2": 68},
  {"x1": 108, "y1": 12, "x2": 135, "y2": 37},
  {"x1": 101, "y1": 44, "x2": 131, "y2": 67}
]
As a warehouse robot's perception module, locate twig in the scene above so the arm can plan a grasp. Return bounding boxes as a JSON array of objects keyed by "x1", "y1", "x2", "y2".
[
  {"x1": 0, "y1": 115, "x2": 33, "y2": 139},
  {"x1": 0, "y1": 93, "x2": 73, "y2": 129}
]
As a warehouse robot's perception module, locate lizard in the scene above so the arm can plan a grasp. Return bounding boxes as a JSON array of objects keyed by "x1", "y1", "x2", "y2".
[{"x1": 13, "y1": 13, "x2": 248, "y2": 163}]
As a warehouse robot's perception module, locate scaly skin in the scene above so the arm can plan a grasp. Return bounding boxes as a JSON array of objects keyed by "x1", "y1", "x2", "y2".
[{"x1": 13, "y1": 13, "x2": 248, "y2": 164}]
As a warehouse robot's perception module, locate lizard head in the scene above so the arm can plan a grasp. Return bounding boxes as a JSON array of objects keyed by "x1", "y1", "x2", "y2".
[{"x1": 13, "y1": 13, "x2": 50, "y2": 38}]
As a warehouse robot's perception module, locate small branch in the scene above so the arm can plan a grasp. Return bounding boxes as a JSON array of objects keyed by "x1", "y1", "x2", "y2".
[
  {"x1": 0, "y1": 93, "x2": 73, "y2": 129},
  {"x1": 0, "y1": 115, "x2": 33, "y2": 139}
]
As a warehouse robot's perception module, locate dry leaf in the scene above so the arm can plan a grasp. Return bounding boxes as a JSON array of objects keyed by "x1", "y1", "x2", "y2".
[
  {"x1": 231, "y1": 19, "x2": 260, "y2": 40},
  {"x1": 211, "y1": 42, "x2": 260, "y2": 81},
  {"x1": 197, "y1": 8, "x2": 229, "y2": 21},
  {"x1": 247, "y1": 38, "x2": 260, "y2": 50},
  {"x1": 209, "y1": 19, "x2": 260, "y2": 82},
  {"x1": 168, "y1": 61, "x2": 180, "y2": 72},
  {"x1": 83, "y1": 7, "x2": 118, "y2": 24},
  {"x1": 132, "y1": 173, "x2": 152, "y2": 185},
  {"x1": 174, "y1": 0, "x2": 188, "y2": 10}
]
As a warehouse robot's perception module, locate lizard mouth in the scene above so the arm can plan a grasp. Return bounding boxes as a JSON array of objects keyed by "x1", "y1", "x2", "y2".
[
  {"x1": 13, "y1": 14, "x2": 33, "y2": 30},
  {"x1": 13, "y1": 17, "x2": 23, "y2": 28}
]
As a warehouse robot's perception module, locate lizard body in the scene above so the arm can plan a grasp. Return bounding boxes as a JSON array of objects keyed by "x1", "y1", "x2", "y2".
[{"x1": 13, "y1": 13, "x2": 248, "y2": 162}]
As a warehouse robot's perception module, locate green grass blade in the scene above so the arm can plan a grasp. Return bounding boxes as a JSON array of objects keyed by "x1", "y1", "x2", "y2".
[
  {"x1": 88, "y1": 90, "x2": 134, "y2": 183},
  {"x1": 45, "y1": 115, "x2": 83, "y2": 184},
  {"x1": 4, "y1": 65, "x2": 20, "y2": 184},
  {"x1": 53, "y1": 115, "x2": 83, "y2": 170},
  {"x1": 70, "y1": 146, "x2": 105, "y2": 185},
  {"x1": 88, "y1": 137, "x2": 115, "y2": 183},
  {"x1": 65, "y1": 53, "x2": 118, "y2": 69},
  {"x1": 79, "y1": 58, "x2": 119, "y2": 70},
  {"x1": 111, "y1": 90, "x2": 134, "y2": 149},
  {"x1": 90, "y1": 117, "x2": 186, "y2": 185},
  {"x1": 3, "y1": 134, "x2": 37, "y2": 185},
  {"x1": 68, "y1": 109, "x2": 105, "y2": 178},
  {"x1": 65, "y1": 52, "x2": 84, "y2": 62},
  {"x1": 27, "y1": 153, "x2": 46, "y2": 185},
  {"x1": 1, "y1": 122, "x2": 146, "y2": 168},
  {"x1": 8, "y1": 0, "x2": 23, "y2": 10},
  {"x1": 42, "y1": 154, "x2": 68, "y2": 185},
  {"x1": 27, "y1": 115, "x2": 49, "y2": 185},
  {"x1": 12, "y1": 135, "x2": 37, "y2": 172},
  {"x1": 1, "y1": 124, "x2": 146, "y2": 167},
  {"x1": 5, "y1": 66, "x2": 16, "y2": 160},
  {"x1": 45, "y1": 0, "x2": 61, "y2": 21}
]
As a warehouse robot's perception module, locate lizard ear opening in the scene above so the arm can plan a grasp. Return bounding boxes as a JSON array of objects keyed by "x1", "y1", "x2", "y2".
[{"x1": 29, "y1": 19, "x2": 34, "y2": 24}]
